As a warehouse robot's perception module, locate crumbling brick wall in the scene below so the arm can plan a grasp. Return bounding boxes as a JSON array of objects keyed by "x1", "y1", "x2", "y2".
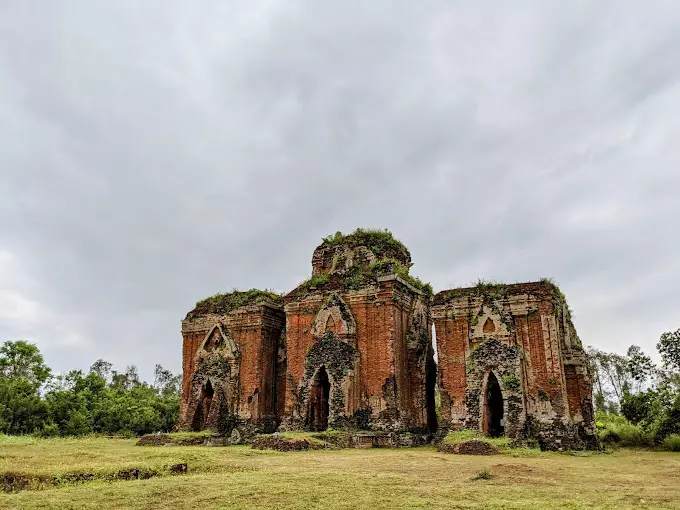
[
  {"x1": 179, "y1": 295, "x2": 285, "y2": 434},
  {"x1": 432, "y1": 281, "x2": 598, "y2": 450},
  {"x1": 178, "y1": 231, "x2": 597, "y2": 450},
  {"x1": 280, "y1": 237, "x2": 435, "y2": 432}
]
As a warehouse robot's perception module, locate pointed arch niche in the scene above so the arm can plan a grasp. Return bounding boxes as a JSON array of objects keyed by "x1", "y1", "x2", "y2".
[
  {"x1": 187, "y1": 324, "x2": 240, "y2": 431},
  {"x1": 311, "y1": 294, "x2": 356, "y2": 342}
]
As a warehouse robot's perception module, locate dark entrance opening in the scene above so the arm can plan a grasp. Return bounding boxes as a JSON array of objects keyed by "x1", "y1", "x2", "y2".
[
  {"x1": 485, "y1": 372, "x2": 504, "y2": 437},
  {"x1": 192, "y1": 380, "x2": 214, "y2": 431},
  {"x1": 307, "y1": 366, "x2": 330, "y2": 431}
]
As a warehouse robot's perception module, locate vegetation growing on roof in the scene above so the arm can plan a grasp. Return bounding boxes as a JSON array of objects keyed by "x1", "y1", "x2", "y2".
[
  {"x1": 186, "y1": 289, "x2": 283, "y2": 320},
  {"x1": 295, "y1": 273, "x2": 331, "y2": 293},
  {"x1": 321, "y1": 228, "x2": 410, "y2": 261},
  {"x1": 369, "y1": 259, "x2": 432, "y2": 296},
  {"x1": 540, "y1": 277, "x2": 574, "y2": 317},
  {"x1": 287, "y1": 228, "x2": 431, "y2": 300},
  {"x1": 290, "y1": 257, "x2": 432, "y2": 300},
  {"x1": 434, "y1": 278, "x2": 572, "y2": 311},
  {"x1": 434, "y1": 279, "x2": 508, "y2": 302}
]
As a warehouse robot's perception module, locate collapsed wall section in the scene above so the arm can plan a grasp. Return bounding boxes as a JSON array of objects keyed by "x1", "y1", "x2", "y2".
[{"x1": 432, "y1": 281, "x2": 598, "y2": 450}]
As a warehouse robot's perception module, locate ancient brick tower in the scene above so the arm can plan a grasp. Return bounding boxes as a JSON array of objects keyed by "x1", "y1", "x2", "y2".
[
  {"x1": 179, "y1": 291, "x2": 285, "y2": 433},
  {"x1": 432, "y1": 281, "x2": 598, "y2": 449},
  {"x1": 281, "y1": 231, "x2": 436, "y2": 432},
  {"x1": 179, "y1": 229, "x2": 597, "y2": 449}
]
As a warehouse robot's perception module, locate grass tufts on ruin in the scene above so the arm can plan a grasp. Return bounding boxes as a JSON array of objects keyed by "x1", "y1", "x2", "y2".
[
  {"x1": 321, "y1": 228, "x2": 410, "y2": 261},
  {"x1": 186, "y1": 289, "x2": 284, "y2": 320},
  {"x1": 290, "y1": 256, "x2": 432, "y2": 299},
  {"x1": 439, "y1": 429, "x2": 541, "y2": 456}
]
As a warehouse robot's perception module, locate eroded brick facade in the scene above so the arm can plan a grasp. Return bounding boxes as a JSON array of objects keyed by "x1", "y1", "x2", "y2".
[
  {"x1": 179, "y1": 302, "x2": 285, "y2": 434},
  {"x1": 281, "y1": 274, "x2": 435, "y2": 432},
  {"x1": 179, "y1": 232, "x2": 597, "y2": 450},
  {"x1": 432, "y1": 282, "x2": 598, "y2": 450}
]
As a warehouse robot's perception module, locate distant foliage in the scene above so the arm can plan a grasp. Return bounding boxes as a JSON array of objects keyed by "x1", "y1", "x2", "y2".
[
  {"x1": 0, "y1": 377, "x2": 48, "y2": 434},
  {"x1": 662, "y1": 434, "x2": 680, "y2": 452},
  {"x1": 0, "y1": 340, "x2": 51, "y2": 386},
  {"x1": 658, "y1": 329, "x2": 680, "y2": 372},
  {"x1": 0, "y1": 340, "x2": 181, "y2": 437},
  {"x1": 596, "y1": 412, "x2": 652, "y2": 447},
  {"x1": 588, "y1": 328, "x2": 680, "y2": 448}
]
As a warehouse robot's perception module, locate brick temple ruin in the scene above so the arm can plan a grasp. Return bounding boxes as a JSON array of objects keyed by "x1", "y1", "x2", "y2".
[{"x1": 179, "y1": 229, "x2": 598, "y2": 449}]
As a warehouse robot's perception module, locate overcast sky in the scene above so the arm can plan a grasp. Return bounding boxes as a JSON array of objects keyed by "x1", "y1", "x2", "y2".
[{"x1": 1, "y1": 1, "x2": 679, "y2": 380}]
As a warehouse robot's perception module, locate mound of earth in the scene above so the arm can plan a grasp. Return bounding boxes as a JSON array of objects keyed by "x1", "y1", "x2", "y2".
[
  {"x1": 251, "y1": 436, "x2": 325, "y2": 452},
  {"x1": 437, "y1": 439, "x2": 500, "y2": 455},
  {"x1": 136, "y1": 434, "x2": 216, "y2": 446},
  {"x1": 0, "y1": 464, "x2": 187, "y2": 493},
  {"x1": 311, "y1": 433, "x2": 353, "y2": 448}
]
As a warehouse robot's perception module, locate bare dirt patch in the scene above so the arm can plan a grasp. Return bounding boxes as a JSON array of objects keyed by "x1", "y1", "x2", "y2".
[{"x1": 491, "y1": 463, "x2": 535, "y2": 474}]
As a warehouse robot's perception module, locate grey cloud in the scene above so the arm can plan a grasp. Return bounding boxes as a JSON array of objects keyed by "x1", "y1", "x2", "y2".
[{"x1": 1, "y1": 1, "x2": 679, "y2": 378}]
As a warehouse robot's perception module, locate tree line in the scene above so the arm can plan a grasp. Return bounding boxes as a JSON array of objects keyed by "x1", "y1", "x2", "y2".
[
  {"x1": 1, "y1": 329, "x2": 679, "y2": 444},
  {"x1": 0, "y1": 340, "x2": 181, "y2": 437},
  {"x1": 587, "y1": 329, "x2": 680, "y2": 447}
]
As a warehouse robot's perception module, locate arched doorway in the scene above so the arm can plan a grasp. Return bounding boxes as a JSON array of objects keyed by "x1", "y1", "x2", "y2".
[
  {"x1": 192, "y1": 380, "x2": 214, "y2": 431},
  {"x1": 484, "y1": 372, "x2": 504, "y2": 437},
  {"x1": 307, "y1": 367, "x2": 330, "y2": 431}
]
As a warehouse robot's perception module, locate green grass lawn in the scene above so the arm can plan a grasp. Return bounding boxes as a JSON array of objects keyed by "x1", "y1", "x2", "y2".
[{"x1": 1, "y1": 435, "x2": 679, "y2": 509}]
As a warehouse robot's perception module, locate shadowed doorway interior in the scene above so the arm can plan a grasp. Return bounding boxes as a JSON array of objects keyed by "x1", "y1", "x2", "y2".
[
  {"x1": 307, "y1": 367, "x2": 330, "y2": 431},
  {"x1": 485, "y1": 373, "x2": 504, "y2": 437}
]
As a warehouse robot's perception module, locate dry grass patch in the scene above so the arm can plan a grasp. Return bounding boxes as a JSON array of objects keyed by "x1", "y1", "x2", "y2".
[{"x1": 0, "y1": 436, "x2": 678, "y2": 509}]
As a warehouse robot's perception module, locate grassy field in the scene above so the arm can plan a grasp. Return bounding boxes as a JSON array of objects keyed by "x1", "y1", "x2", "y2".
[{"x1": 0, "y1": 435, "x2": 679, "y2": 509}]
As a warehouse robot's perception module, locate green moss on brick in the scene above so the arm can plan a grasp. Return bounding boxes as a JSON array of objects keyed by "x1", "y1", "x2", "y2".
[
  {"x1": 186, "y1": 289, "x2": 283, "y2": 320},
  {"x1": 321, "y1": 228, "x2": 410, "y2": 262}
]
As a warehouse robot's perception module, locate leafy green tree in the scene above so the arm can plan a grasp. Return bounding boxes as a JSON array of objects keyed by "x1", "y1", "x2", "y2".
[
  {"x1": 89, "y1": 359, "x2": 113, "y2": 382},
  {"x1": 44, "y1": 370, "x2": 102, "y2": 436},
  {"x1": 110, "y1": 365, "x2": 141, "y2": 391},
  {"x1": 0, "y1": 377, "x2": 48, "y2": 434},
  {"x1": 621, "y1": 390, "x2": 655, "y2": 424},
  {"x1": 0, "y1": 340, "x2": 51, "y2": 386},
  {"x1": 154, "y1": 364, "x2": 181, "y2": 396},
  {"x1": 0, "y1": 343, "x2": 182, "y2": 437},
  {"x1": 0, "y1": 340, "x2": 50, "y2": 434},
  {"x1": 96, "y1": 384, "x2": 164, "y2": 435},
  {"x1": 658, "y1": 329, "x2": 680, "y2": 372},
  {"x1": 627, "y1": 345, "x2": 655, "y2": 388},
  {"x1": 587, "y1": 347, "x2": 636, "y2": 410}
]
